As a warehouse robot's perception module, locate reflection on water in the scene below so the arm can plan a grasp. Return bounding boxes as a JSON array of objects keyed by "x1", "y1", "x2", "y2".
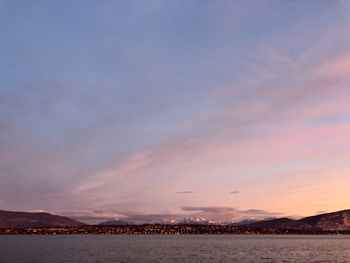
[{"x1": 1, "y1": 235, "x2": 350, "y2": 263}]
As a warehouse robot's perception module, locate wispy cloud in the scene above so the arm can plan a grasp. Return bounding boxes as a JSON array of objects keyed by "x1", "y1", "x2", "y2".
[
  {"x1": 240, "y1": 209, "x2": 283, "y2": 217},
  {"x1": 182, "y1": 206, "x2": 235, "y2": 213},
  {"x1": 312, "y1": 54, "x2": 350, "y2": 81},
  {"x1": 73, "y1": 137, "x2": 201, "y2": 193}
]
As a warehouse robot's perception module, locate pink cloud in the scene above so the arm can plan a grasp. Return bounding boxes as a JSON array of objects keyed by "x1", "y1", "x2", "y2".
[
  {"x1": 73, "y1": 137, "x2": 202, "y2": 193},
  {"x1": 312, "y1": 54, "x2": 350, "y2": 81}
]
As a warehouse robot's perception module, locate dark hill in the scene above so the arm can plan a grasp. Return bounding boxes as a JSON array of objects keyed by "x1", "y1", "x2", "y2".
[
  {"x1": 299, "y1": 209, "x2": 350, "y2": 230},
  {"x1": 249, "y1": 217, "x2": 300, "y2": 229},
  {"x1": 249, "y1": 209, "x2": 350, "y2": 231},
  {"x1": 0, "y1": 210, "x2": 85, "y2": 228}
]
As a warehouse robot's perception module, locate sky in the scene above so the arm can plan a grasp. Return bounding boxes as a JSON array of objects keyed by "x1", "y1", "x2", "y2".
[{"x1": 1, "y1": 0, "x2": 350, "y2": 224}]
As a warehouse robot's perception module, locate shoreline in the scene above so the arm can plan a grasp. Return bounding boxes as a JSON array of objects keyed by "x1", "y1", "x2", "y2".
[{"x1": 1, "y1": 225, "x2": 350, "y2": 235}]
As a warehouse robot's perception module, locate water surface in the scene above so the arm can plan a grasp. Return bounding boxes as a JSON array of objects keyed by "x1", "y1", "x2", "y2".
[{"x1": 1, "y1": 235, "x2": 350, "y2": 262}]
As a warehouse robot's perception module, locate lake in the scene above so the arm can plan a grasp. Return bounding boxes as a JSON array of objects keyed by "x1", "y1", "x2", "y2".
[{"x1": 0, "y1": 235, "x2": 350, "y2": 262}]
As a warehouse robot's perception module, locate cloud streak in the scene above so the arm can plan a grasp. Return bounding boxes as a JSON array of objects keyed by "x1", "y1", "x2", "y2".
[{"x1": 182, "y1": 206, "x2": 235, "y2": 213}]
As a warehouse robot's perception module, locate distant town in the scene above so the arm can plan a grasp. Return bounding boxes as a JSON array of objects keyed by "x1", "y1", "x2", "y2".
[{"x1": 1, "y1": 224, "x2": 350, "y2": 235}]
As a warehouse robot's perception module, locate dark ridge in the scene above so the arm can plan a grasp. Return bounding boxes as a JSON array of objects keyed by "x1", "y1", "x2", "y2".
[
  {"x1": 299, "y1": 209, "x2": 350, "y2": 230},
  {"x1": 248, "y1": 209, "x2": 350, "y2": 231},
  {"x1": 0, "y1": 210, "x2": 86, "y2": 228},
  {"x1": 249, "y1": 217, "x2": 298, "y2": 229}
]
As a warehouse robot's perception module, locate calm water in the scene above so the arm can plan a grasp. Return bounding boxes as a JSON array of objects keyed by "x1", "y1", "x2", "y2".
[{"x1": 0, "y1": 235, "x2": 350, "y2": 263}]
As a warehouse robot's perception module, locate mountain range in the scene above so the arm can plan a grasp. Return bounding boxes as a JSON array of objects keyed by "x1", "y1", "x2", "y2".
[
  {"x1": 248, "y1": 209, "x2": 350, "y2": 231},
  {"x1": 1, "y1": 209, "x2": 350, "y2": 230},
  {"x1": 0, "y1": 210, "x2": 85, "y2": 228}
]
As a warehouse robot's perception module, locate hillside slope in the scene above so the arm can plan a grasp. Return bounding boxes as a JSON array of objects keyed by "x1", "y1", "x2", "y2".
[
  {"x1": 249, "y1": 209, "x2": 350, "y2": 231},
  {"x1": 0, "y1": 210, "x2": 85, "y2": 228}
]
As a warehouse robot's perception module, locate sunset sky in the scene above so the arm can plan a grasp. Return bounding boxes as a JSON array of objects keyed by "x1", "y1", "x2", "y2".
[{"x1": 1, "y1": 1, "x2": 350, "y2": 223}]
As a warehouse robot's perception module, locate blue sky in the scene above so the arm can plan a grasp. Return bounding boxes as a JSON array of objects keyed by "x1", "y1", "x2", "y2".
[{"x1": 1, "y1": 1, "x2": 350, "y2": 223}]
